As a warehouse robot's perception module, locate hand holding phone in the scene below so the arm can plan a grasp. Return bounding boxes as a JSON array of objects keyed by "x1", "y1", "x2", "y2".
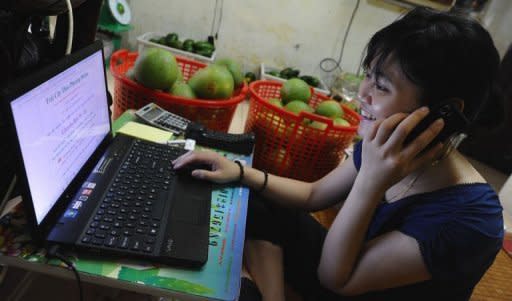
[{"x1": 404, "y1": 99, "x2": 469, "y2": 147}]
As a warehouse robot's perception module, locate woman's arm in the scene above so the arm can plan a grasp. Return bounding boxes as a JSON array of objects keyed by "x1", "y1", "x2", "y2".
[
  {"x1": 244, "y1": 156, "x2": 358, "y2": 211},
  {"x1": 318, "y1": 108, "x2": 444, "y2": 295},
  {"x1": 323, "y1": 229, "x2": 431, "y2": 295},
  {"x1": 318, "y1": 176, "x2": 431, "y2": 295},
  {"x1": 172, "y1": 150, "x2": 358, "y2": 211}
]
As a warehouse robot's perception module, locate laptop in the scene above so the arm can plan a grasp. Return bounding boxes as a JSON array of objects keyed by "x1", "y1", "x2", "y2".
[{"x1": 2, "y1": 41, "x2": 211, "y2": 268}]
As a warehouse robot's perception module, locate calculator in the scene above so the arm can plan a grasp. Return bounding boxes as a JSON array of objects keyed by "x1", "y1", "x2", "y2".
[
  {"x1": 135, "y1": 103, "x2": 190, "y2": 135},
  {"x1": 135, "y1": 103, "x2": 255, "y2": 155}
]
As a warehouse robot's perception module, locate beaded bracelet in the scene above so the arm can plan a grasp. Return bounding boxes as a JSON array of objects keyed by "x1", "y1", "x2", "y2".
[
  {"x1": 257, "y1": 171, "x2": 268, "y2": 193},
  {"x1": 233, "y1": 160, "x2": 244, "y2": 182}
]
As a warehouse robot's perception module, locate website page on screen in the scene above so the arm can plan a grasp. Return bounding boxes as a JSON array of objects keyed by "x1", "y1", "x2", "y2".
[{"x1": 10, "y1": 51, "x2": 110, "y2": 224}]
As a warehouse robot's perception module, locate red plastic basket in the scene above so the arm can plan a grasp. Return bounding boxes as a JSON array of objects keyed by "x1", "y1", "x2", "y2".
[
  {"x1": 109, "y1": 49, "x2": 248, "y2": 132},
  {"x1": 246, "y1": 80, "x2": 361, "y2": 182}
]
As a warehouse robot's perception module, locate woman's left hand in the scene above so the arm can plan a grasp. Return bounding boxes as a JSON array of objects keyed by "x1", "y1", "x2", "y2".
[{"x1": 359, "y1": 106, "x2": 445, "y2": 194}]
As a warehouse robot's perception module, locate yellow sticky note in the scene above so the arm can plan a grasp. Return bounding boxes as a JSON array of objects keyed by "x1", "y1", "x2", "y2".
[{"x1": 117, "y1": 121, "x2": 173, "y2": 143}]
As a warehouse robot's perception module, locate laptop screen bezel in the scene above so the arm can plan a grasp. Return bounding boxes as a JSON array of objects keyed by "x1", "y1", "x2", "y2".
[{"x1": 2, "y1": 40, "x2": 113, "y2": 242}]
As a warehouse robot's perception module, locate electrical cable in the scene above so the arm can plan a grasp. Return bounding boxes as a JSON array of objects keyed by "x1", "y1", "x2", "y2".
[
  {"x1": 210, "y1": 0, "x2": 219, "y2": 37},
  {"x1": 46, "y1": 245, "x2": 83, "y2": 301},
  {"x1": 209, "y1": 0, "x2": 224, "y2": 40},
  {"x1": 0, "y1": 175, "x2": 17, "y2": 286},
  {"x1": 0, "y1": 175, "x2": 17, "y2": 216},
  {"x1": 215, "y1": 0, "x2": 224, "y2": 39},
  {"x1": 0, "y1": 263, "x2": 7, "y2": 285},
  {"x1": 319, "y1": 0, "x2": 360, "y2": 73},
  {"x1": 64, "y1": 0, "x2": 74, "y2": 55}
]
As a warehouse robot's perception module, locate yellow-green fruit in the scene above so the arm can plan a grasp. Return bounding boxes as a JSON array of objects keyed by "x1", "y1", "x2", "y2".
[
  {"x1": 309, "y1": 121, "x2": 327, "y2": 130},
  {"x1": 268, "y1": 98, "x2": 283, "y2": 107},
  {"x1": 284, "y1": 100, "x2": 314, "y2": 115},
  {"x1": 214, "y1": 58, "x2": 244, "y2": 88},
  {"x1": 188, "y1": 65, "x2": 234, "y2": 99},
  {"x1": 280, "y1": 78, "x2": 311, "y2": 104},
  {"x1": 176, "y1": 68, "x2": 184, "y2": 83},
  {"x1": 315, "y1": 100, "x2": 344, "y2": 118},
  {"x1": 133, "y1": 48, "x2": 179, "y2": 90},
  {"x1": 126, "y1": 68, "x2": 135, "y2": 80},
  {"x1": 333, "y1": 117, "x2": 350, "y2": 127},
  {"x1": 170, "y1": 81, "x2": 196, "y2": 99}
]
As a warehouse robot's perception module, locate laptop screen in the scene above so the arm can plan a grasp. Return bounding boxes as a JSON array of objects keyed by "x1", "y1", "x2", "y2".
[{"x1": 10, "y1": 50, "x2": 111, "y2": 225}]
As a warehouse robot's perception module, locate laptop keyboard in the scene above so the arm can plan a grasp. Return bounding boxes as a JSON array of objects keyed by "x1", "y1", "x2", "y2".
[{"x1": 79, "y1": 140, "x2": 187, "y2": 254}]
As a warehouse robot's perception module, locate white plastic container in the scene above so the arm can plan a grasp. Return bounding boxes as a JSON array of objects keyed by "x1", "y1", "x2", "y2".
[
  {"x1": 260, "y1": 63, "x2": 330, "y2": 96},
  {"x1": 137, "y1": 32, "x2": 216, "y2": 64}
]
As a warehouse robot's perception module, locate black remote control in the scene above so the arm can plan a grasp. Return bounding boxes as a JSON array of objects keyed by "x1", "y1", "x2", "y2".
[
  {"x1": 185, "y1": 123, "x2": 255, "y2": 155},
  {"x1": 135, "y1": 103, "x2": 255, "y2": 155}
]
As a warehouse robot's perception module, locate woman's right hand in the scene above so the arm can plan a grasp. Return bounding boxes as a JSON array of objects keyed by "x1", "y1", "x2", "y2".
[{"x1": 171, "y1": 150, "x2": 242, "y2": 184}]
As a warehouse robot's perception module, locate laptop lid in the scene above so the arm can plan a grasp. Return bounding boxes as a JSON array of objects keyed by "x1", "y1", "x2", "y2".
[{"x1": 4, "y1": 41, "x2": 113, "y2": 241}]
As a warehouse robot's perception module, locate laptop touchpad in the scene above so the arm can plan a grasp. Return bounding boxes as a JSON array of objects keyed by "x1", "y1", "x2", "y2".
[{"x1": 172, "y1": 192, "x2": 211, "y2": 225}]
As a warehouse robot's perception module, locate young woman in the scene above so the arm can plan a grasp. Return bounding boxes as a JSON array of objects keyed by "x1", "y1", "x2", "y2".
[{"x1": 172, "y1": 7, "x2": 504, "y2": 301}]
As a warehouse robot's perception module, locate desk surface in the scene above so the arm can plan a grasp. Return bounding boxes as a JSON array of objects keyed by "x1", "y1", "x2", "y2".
[{"x1": 0, "y1": 111, "x2": 252, "y2": 301}]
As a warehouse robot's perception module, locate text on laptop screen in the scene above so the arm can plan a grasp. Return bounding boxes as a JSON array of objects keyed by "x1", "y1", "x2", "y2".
[{"x1": 10, "y1": 50, "x2": 110, "y2": 224}]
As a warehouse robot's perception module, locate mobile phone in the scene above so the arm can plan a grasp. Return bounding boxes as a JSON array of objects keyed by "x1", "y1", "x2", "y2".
[{"x1": 404, "y1": 99, "x2": 469, "y2": 147}]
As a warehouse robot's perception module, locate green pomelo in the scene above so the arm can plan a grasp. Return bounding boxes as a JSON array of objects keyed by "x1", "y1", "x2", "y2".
[
  {"x1": 268, "y1": 98, "x2": 283, "y2": 108},
  {"x1": 343, "y1": 100, "x2": 360, "y2": 113},
  {"x1": 133, "y1": 48, "x2": 179, "y2": 90},
  {"x1": 170, "y1": 81, "x2": 196, "y2": 99},
  {"x1": 333, "y1": 117, "x2": 350, "y2": 127},
  {"x1": 309, "y1": 121, "x2": 327, "y2": 130},
  {"x1": 280, "y1": 78, "x2": 311, "y2": 104},
  {"x1": 284, "y1": 100, "x2": 314, "y2": 115},
  {"x1": 125, "y1": 68, "x2": 135, "y2": 81},
  {"x1": 315, "y1": 100, "x2": 344, "y2": 118},
  {"x1": 176, "y1": 68, "x2": 184, "y2": 83},
  {"x1": 188, "y1": 65, "x2": 234, "y2": 99},
  {"x1": 214, "y1": 58, "x2": 244, "y2": 88}
]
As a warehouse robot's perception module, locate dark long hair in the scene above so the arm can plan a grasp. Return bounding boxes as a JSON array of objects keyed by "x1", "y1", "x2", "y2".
[{"x1": 362, "y1": 7, "x2": 502, "y2": 129}]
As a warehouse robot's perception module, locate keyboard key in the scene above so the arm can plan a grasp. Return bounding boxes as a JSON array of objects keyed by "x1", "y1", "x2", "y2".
[
  {"x1": 131, "y1": 240, "x2": 141, "y2": 251},
  {"x1": 119, "y1": 236, "x2": 130, "y2": 249},
  {"x1": 92, "y1": 238, "x2": 104, "y2": 245},
  {"x1": 105, "y1": 236, "x2": 118, "y2": 247}
]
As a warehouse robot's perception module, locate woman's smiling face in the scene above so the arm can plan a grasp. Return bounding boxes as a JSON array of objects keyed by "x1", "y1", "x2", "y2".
[{"x1": 357, "y1": 58, "x2": 423, "y2": 137}]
